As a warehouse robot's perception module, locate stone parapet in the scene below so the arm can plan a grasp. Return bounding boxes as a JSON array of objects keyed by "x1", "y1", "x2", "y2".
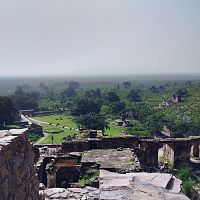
[{"x1": 0, "y1": 129, "x2": 40, "y2": 200}]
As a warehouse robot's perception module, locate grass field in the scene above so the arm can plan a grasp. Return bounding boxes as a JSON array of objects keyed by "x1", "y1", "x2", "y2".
[
  {"x1": 104, "y1": 122, "x2": 124, "y2": 137},
  {"x1": 31, "y1": 114, "x2": 78, "y2": 144},
  {"x1": 35, "y1": 124, "x2": 78, "y2": 144},
  {"x1": 31, "y1": 114, "x2": 125, "y2": 144},
  {"x1": 41, "y1": 129, "x2": 77, "y2": 144},
  {"x1": 33, "y1": 114, "x2": 78, "y2": 129}
]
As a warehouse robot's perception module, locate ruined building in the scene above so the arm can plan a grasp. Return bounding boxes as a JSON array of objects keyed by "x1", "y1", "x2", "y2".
[{"x1": 0, "y1": 129, "x2": 199, "y2": 199}]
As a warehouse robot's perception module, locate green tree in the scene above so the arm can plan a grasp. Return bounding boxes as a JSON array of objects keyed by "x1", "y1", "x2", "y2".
[
  {"x1": 84, "y1": 89, "x2": 101, "y2": 99},
  {"x1": 104, "y1": 91, "x2": 120, "y2": 102},
  {"x1": 100, "y1": 105, "x2": 112, "y2": 117},
  {"x1": 68, "y1": 81, "x2": 80, "y2": 89},
  {"x1": 122, "y1": 82, "x2": 131, "y2": 88},
  {"x1": 127, "y1": 89, "x2": 141, "y2": 102},
  {"x1": 126, "y1": 125, "x2": 151, "y2": 138},
  {"x1": 61, "y1": 88, "x2": 76, "y2": 98},
  {"x1": 11, "y1": 91, "x2": 39, "y2": 111},
  {"x1": 75, "y1": 113, "x2": 108, "y2": 131},
  {"x1": 71, "y1": 98, "x2": 101, "y2": 116},
  {"x1": 110, "y1": 101, "x2": 125, "y2": 114},
  {"x1": 0, "y1": 96, "x2": 16, "y2": 127}
]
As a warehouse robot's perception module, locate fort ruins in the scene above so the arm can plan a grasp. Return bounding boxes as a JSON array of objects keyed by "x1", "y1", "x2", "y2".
[{"x1": 0, "y1": 129, "x2": 200, "y2": 199}]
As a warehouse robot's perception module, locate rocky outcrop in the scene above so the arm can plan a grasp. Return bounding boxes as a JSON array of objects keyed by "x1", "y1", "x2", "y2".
[
  {"x1": 0, "y1": 129, "x2": 40, "y2": 200},
  {"x1": 99, "y1": 170, "x2": 189, "y2": 200}
]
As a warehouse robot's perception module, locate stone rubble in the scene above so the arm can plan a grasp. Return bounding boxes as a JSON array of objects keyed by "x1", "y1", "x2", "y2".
[
  {"x1": 40, "y1": 186, "x2": 99, "y2": 200},
  {"x1": 41, "y1": 170, "x2": 190, "y2": 200}
]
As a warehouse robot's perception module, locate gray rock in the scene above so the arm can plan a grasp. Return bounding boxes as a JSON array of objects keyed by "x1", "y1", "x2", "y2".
[{"x1": 99, "y1": 170, "x2": 189, "y2": 200}]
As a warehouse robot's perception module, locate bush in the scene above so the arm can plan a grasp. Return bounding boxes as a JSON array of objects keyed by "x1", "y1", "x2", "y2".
[
  {"x1": 46, "y1": 130, "x2": 64, "y2": 134},
  {"x1": 79, "y1": 167, "x2": 99, "y2": 187},
  {"x1": 182, "y1": 180, "x2": 195, "y2": 197},
  {"x1": 28, "y1": 132, "x2": 40, "y2": 142},
  {"x1": 177, "y1": 166, "x2": 196, "y2": 198},
  {"x1": 63, "y1": 135, "x2": 72, "y2": 141},
  {"x1": 178, "y1": 166, "x2": 192, "y2": 181},
  {"x1": 126, "y1": 125, "x2": 151, "y2": 138},
  {"x1": 159, "y1": 155, "x2": 173, "y2": 172}
]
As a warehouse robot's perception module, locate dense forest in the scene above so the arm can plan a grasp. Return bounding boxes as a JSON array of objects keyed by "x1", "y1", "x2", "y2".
[{"x1": 0, "y1": 76, "x2": 200, "y2": 138}]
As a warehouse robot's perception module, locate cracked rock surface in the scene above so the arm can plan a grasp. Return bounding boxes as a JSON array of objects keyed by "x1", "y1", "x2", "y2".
[
  {"x1": 41, "y1": 170, "x2": 189, "y2": 200},
  {"x1": 99, "y1": 170, "x2": 189, "y2": 200}
]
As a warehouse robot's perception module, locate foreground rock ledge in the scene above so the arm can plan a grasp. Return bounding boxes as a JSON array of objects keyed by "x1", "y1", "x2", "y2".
[{"x1": 41, "y1": 170, "x2": 189, "y2": 200}]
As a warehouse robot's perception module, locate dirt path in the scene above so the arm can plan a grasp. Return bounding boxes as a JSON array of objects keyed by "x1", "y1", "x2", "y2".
[
  {"x1": 28, "y1": 117, "x2": 49, "y2": 125},
  {"x1": 28, "y1": 117, "x2": 79, "y2": 131},
  {"x1": 35, "y1": 132, "x2": 48, "y2": 144}
]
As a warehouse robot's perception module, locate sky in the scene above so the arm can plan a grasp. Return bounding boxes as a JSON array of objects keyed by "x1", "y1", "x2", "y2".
[{"x1": 0, "y1": 0, "x2": 200, "y2": 77}]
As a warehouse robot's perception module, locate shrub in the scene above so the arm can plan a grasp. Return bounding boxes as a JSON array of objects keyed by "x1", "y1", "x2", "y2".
[
  {"x1": 182, "y1": 180, "x2": 195, "y2": 197},
  {"x1": 28, "y1": 132, "x2": 40, "y2": 142},
  {"x1": 178, "y1": 166, "x2": 192, "y2": 181},
  {"x1": 46, "y1": 130, "x2": 64, "y2": 134}
]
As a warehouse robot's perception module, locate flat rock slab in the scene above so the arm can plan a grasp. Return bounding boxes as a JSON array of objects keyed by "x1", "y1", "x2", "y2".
[
  {"x1": 132, "y1": 172, "x2": 172, "y2": 188},
  {"x1": 81, "y1": 149, "x2": 135, "y2": 169}
]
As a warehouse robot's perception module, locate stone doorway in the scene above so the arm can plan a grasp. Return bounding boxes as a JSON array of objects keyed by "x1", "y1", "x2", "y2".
[
  {"x1": 158, "y1": 144, "x2": 174, "y2": 167},
  {"x1": 56, "y1": 167, "x2": 80, "y2": 188}
]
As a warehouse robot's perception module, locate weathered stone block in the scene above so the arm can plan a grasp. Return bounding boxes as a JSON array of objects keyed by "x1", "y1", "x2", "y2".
[{"x1": 0, "y1": 129, "x2": 40, "y2": 200}]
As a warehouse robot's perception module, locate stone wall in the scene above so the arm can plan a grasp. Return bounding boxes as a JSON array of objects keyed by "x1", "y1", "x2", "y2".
[
  {"x1": 61, "y1": 140, "x2": 90, "y2": 152},
  {"x1": 0, "y1": 129, "x2": 40, "y2": 200},
  {"x1": 61, "y1": 137, "x2": 139, "y2": 152},
  {"x1": 59, "y1": 136, "x2": 200, "y2": 167},
  {"x1": 98, "y1": 137, "x2": 139, "y2": 149}
]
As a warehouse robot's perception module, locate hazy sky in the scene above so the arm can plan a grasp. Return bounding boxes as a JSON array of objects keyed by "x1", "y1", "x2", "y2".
[{"x1": 0, "y1": 0, "x2": 200, "y2": 76}]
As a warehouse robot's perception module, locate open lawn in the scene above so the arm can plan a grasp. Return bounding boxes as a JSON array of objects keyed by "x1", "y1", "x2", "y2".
[
  {"x1": 40, "y1": 129, "x2": 77, "y2": 144},
  {"x1": 31, "y1": 114, "x2": 125, "y2": 143},
  {"x1": 35, "y1": 124, "x2": 78, "y2": 144},
  {"x1": 33, "y1": 114, "x2": 78, "y2": 129},
  {"x1": 31, "y1": 114, "x2": 78, "y2": 144},
  {"x1": 104, "y1": 122, "x2": 124, "y2": 137}
]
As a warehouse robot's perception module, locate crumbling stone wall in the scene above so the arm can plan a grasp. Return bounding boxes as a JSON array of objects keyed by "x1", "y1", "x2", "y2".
[
  {"x1": 98, "y1": 137, "x2": 139, "y2": 149},
  {"x1": 0, "y1": 129, "x2": 40, "y2": 200},
  {"x1": 173, "y1": 141, "x2": 193, "y2": 167},
  {"x1": 61, "y1": 140, "x2": 90, "y2": 152},
  {"x1": 60, "y1": 136, "x2": 200, "y2": 167},
  {"x1": 61, "y1": 137, "x2": 139, "y2": 152}
]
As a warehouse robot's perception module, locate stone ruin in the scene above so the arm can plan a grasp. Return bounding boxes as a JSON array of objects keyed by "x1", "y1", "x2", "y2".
[
  {"x1": 36, "y1": 146, "x2": 191, "y2": 200},
  {"x1": 35, "y1": 136, "x2": 200, "y2": 199},
  {"x1": 40, "y1": 170, "x2": 191, "y2": 200},
  {"x1": 0, "y1": 129, "x2": 40, "y2": 200},
  {"x1": 36, "y1": 148, "x2": 140, "y2": 189},
  {"x1": 0, "y1": 128, "x2": 200, "y2": 199},
  {"x1": 58, "y1": 136, "x2": 200, "y2": 168}
]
